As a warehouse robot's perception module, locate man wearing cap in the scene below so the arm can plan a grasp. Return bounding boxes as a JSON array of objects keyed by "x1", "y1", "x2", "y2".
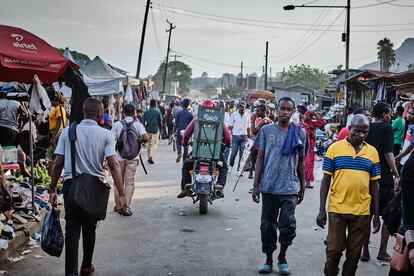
[{"x1": 228, "y1": 103, "x2": 251, "y2": 174}]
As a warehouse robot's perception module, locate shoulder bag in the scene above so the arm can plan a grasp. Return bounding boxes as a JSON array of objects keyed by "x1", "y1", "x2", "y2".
[{"x1": 68, "y1": 122, "x2": 110, "y2": 222}]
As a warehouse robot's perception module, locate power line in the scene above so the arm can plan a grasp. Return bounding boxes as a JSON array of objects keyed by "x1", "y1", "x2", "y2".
[
  {"x1": 270, "y1": 0, "x2": 337, "y2": 59},
  {"x1": 151, "y1": 2, "x2": 414, "y2": 27},
  {"x1": 376, "y1": 0, "x2": 414, "y2": 7},
  {"x1": 271, "y1": 9, "x2": 345, "y2": 64},
  {"x1": 150, "y1": 8, "x2": 163, "y2": 58},
  {"x1": 152, "y1": 6, "x2": 414, "y2": 33}
]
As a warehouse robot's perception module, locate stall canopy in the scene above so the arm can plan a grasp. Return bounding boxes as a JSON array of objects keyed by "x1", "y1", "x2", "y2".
[
  {"x1": 0, "y1": 24, "x2": 79, "y2": 84},
  {"x1": 82, "y1": 56, "x2": 126, "y2": 96}
]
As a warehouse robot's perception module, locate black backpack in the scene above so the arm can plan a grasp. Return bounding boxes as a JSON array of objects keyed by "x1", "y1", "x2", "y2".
[{"x1": 116, "y1": 120, "x2": 141, "y2": 160}]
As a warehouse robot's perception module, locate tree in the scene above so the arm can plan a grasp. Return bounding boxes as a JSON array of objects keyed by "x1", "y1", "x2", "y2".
[
  {"x1": 280, "y1": 64, "x2": 329, "y2": 90},
  {"x1": 377, "y1": 37, "x2": 396, "y2": 72},
  {"x1": 221, "y1": 86, "x2": 243, "y2": 99},
  {"x1": 408, "y1": 63, "x2": 414, "y2": 71},
  {"x1": 152, "y1": 61, "x2": 192, "y2": 94}
]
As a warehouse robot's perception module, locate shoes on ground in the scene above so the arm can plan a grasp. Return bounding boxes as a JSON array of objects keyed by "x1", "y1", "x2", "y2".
[
  {"x1": 228, "y1": 167, "x2": 233, "y2": 175},
  {"x1": 176, "y1": 155, "x2": 182, "y2": 163},
  {"x1": 177, "y1": 189, "x2": 192, "y2": 198},
  {"x1": 148, "y1": 159, "x2": 154, "y2": 164},
  {"x1": 80, "y1": 264, "x2": 95, "y2": 276},
  {"x1": 276, "y1": 262, "x2": 290, "y2": 275},
  {"x1": 118, "y1": 209, "x2": 132, "y2": 216}
]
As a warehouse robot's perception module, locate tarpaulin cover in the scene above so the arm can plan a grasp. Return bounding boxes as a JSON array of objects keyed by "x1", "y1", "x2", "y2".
[{"x1": 0, "y1": 24, "x2": 79, "y2": 84}]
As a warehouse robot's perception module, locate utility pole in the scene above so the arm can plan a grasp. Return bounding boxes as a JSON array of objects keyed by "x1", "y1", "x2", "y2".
[
  {"x1": 136, "y1": 0, "x2": 151, "y2": 79},
  {"x1": 345, "y1": 0, "x2": 350, "y2": 80},
  {"x1": 240, "y1": 61, "x2": 243, "y2": 88},
  {"x1": 162, "y1": 20, "x2": 176, "y2": 95},
  {"x1": 269, "y1": 67, "x2": 272, "y2": 87},
  {"x1": 170, "y1": 54, "x2": 181, "y2": 62},
  {"x1": 265, "y1": 41, "x2": 268, "y2": 90},
  {"x1": 344, "y1": 0, "x2": 351, "y2": 106}
]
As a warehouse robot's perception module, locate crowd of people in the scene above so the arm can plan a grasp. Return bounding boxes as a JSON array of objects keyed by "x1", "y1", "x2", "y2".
[{"x1": 2, "y1": 87, "x2": 413, "y2": 275}]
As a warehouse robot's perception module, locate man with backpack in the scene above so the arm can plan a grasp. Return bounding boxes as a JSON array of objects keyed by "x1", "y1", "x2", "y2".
[{"x1": 112, "y1": 104, "x2": 149, "y2": 216}]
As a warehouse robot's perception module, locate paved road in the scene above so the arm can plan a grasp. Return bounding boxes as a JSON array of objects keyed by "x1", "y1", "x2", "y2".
[{"x1": 3, "y1": 141, "x2": 392, "y2": 275}]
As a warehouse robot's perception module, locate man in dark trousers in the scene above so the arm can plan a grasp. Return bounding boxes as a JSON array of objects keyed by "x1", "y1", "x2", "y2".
[
  {"x1": 174, "y1": 98, "x2": 193, "y2": 163},
  {"x1": 143, "y1": 99, "x2": 163, "y2": 164},
  {"x1": 49, "y1": 98, "x2": 127, "y2": 276},
  {"x1": 252, "y1": 97, "x2": 306, "y2": 275}
]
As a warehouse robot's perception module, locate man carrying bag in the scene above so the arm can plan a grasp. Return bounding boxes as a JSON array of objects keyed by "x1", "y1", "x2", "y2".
[{"x1": 49, "y1": 98, "x2": 127, "y2": 276}]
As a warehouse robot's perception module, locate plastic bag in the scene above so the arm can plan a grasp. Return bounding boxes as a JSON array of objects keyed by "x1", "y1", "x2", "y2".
[{"x1": 41, "y1": 207, "x2": 64, "y2": 257}]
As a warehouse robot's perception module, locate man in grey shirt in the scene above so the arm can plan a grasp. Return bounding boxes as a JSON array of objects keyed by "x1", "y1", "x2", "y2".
[
  {"x1": 0, "y1": 96, "x2": 25, "y2": 146},
  {"x1": 50, "y1": 98, "x2": 126, "y2": 276},
  {"x1": 252, "y1": 97, "x2": 306, "y2": 275}
]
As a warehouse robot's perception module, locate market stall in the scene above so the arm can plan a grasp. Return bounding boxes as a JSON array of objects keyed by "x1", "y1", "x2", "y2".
[{"x1": 0, "y1": 24, "x2": 89, "y2": 224}]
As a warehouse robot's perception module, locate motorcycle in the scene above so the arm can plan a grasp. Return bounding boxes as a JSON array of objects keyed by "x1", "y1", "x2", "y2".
[{"x1": 185, "y1": 153, "x2": 224, "y2": 215}]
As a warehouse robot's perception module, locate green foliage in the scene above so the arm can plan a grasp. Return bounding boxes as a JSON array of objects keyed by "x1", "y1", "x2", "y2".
[
  {"x1": 152, "y1": 61, "x2": 192, "y2": 94},
  {"x1": 280, "y1": 64, "x2": 329, "y2": 90},
  {"x1": 408, "y1": 63, "x2": 414, "y2": 71},
  {"x1": 377, "y1": 37, "x2": 396, "y2": 72}
]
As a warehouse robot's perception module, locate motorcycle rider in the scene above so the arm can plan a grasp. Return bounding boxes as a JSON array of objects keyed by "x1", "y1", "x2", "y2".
[{"x1": 177, "y1": 99, "x2": 232, "y2": 198}]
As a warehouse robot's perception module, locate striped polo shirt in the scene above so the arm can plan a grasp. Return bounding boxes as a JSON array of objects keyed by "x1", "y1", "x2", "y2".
[{"x1": 322, "y1": 139, "x2": 381, "y2": 215}]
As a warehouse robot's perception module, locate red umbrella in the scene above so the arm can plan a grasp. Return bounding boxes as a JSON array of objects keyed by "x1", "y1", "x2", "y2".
[{"x1": 0, "y1": 24, "x2": 79, "y2": 84}]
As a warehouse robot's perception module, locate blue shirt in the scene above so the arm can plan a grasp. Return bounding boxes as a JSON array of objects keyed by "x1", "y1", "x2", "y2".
[
  {"x1": 255, "y1": 124, "x2": 306, "y2": 194},
  {"x1": 175, "y1": 108, "x2": 194, "y2": 134}
]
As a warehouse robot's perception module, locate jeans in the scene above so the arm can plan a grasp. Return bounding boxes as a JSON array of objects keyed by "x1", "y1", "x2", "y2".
[
  {"x1": 324, "y1": 213, "x2": 370, "y2": 276},
  {"x1": 181, "y1": 151, "x2": 228, "y2": 189},
  {"x1": 229, "y1": 135, "x2": 246, "y2": 169},
  {"x1": 260, "y1": 193, "x2": 297, "y2": 254},
  {"x1": 176, "y1": 134, "x2": 189, "y2": 159},
  {"x1": 63, "y1": 180, "x2": 97, "y2": 276}
]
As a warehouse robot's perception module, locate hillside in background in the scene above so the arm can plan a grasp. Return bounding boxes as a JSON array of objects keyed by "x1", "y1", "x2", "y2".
[{"x1": 360, "y1": 38, "x2": 414, "y2": 72}]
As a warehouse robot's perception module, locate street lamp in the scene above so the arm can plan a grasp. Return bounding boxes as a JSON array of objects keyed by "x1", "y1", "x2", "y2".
[{"x1": 283, "y1": 1, "x2": 351, "y2": 104}]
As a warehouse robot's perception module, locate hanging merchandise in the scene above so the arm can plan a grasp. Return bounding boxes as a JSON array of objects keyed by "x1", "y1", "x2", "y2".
[
  {"x1": 29, "y1": 76, "x2": 51, "y2": 122},
  {"x1": 124, "y1": 85, "x2": 133, "y2": 103}
]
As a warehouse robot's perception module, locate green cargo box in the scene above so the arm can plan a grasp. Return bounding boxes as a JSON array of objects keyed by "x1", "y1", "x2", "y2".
[{"x1": 192, "y1": 106, "x2": 224, "y2": 160}]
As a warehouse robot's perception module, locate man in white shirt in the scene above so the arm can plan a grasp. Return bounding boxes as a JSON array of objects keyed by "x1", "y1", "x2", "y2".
[
  {"x1": 111, "y1": 104, "x2": 149, "y2": 216},
  {"x1": 228, "y1": 103, "x2": 251, "y2": 173}
]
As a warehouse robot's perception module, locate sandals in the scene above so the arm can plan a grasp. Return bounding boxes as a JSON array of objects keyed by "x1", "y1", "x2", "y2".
[
  {"x1": 276, "y1": 263, "x2": 291, "y2": 275},
  {"x1": 118, "y1": 209, "x2": 132, "y2": 216},
  {"x1": 258, "y1": 264, "x2": 273, "y2": 274}
]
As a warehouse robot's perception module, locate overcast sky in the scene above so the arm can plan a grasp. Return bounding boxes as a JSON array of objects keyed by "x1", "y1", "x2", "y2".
[{"x1": 2, "y1": 0, "x2": 414, "y2": 77}]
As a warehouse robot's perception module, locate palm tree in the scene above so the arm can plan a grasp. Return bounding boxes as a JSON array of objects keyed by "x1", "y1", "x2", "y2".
[{"x1": 377, "y1": 37, "x2": 396, "y2": 72}]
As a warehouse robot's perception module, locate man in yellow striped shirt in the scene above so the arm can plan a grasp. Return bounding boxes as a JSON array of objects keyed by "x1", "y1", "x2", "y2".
[{"x1": 317, "y1": 114, "x2": 381, "y2": 276}]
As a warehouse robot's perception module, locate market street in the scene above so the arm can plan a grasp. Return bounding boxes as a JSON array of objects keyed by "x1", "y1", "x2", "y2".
[{"x1": 3, "y1": 141, "x2": 391, "y2": 276}]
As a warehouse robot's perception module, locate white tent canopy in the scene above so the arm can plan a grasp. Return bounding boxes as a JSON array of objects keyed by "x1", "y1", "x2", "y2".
[{"x1": 82, "y1": 56, "x2": 126, "y2": 96}]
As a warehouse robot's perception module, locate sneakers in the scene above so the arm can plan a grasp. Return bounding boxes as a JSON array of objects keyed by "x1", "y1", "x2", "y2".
[
  {"x1": 228, "y1": 166, "x2": 234, "y2": 175},
  {"x1": 258, "y1": 263, "x2": 273, "y2": 274},
  {"x1": 176, "y1": 154, "x2": 182, "y2": 163},
  {"x1": 148, "y1": 158, "x2": 154, "y2": 164},
  {"x1": 177, "y1": 188, "x2": 192, "y2": 198},
  {"x1": 276, "y1": 263, "x2": 291, "y2": 275}
]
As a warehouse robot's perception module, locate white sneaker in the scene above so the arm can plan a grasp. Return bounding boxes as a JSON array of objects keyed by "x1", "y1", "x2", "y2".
[{"x1": 228, "y1": 167, "x2": 234, "y2": 175}]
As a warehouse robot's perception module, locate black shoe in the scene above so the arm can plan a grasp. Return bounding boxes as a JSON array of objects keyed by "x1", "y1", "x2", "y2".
[{"x1": 148, "y1": 159, "x2": 154, "y2": 164}]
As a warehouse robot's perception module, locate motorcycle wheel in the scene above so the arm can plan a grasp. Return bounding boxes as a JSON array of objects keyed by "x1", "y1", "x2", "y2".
[{"x1": 199, "y1": 195, "x2": 208, "y2": 215}]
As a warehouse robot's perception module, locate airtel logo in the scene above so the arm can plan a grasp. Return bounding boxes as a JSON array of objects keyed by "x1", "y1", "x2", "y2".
[
  {"x1": 11, "y1": 34, "x2": 24, "y2": 41},
  {"x1": 11, "y1": 33, "x2": 37, "y2": 50}
]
